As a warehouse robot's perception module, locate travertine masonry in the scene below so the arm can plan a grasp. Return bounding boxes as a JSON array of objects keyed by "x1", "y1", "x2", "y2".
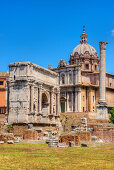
[{"x1": 7, "y1": 62, "x2": 61, "y2": 128}]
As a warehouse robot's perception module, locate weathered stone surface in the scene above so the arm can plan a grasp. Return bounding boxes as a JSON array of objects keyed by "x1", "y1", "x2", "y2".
[
  {"x1": 0, "y1": 141, "x2": 4, "y2": 144},
  {"x1": 60, "y1": 133, "x2": 80, "y2": 146},
  {"x1": 23, "y1": 129, "x2": 38, "y2": 140},
  {"x1": 7, "y1": 62, "x2": 61, "y2": 137},
  {"x1": 91, "y1": 136, "x2": 98, "y2": 142},
  {"x1": 57, "y1": 142, "x2": 67, "y2": 147},
  {"x1": 81, "y1": 143, "x2": 88, "y2": 147},
  {"x1": 7, "y1": 140, "x2": 14, "y2": 144},
  {"x1": 69, "y1": 141, "x2": 75, "y2": 147}
]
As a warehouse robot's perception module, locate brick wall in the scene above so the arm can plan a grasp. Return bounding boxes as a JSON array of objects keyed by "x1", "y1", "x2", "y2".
[
  {"x1": 93, "y1": 127, "x2": 114, "y2": 143},
  {"x1": 23, "y1": 130, "x2": 38, "y2": 140},
  {"x1": 60, "y1": 134, "x2": 79, "y2": 146},
  {"x1": 0, "y1": 114, "x2": 5, "y2": 125},
  {"x1": 76, "y1": 131, "x2": 91, "y2": 142},
  {"x1": 12, "y1": 124, "x2": 28, "y2": 137}
]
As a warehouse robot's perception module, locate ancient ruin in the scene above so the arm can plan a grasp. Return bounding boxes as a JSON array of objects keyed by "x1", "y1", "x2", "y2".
[{"x1": 7, "y1": 62, "x2": 61, "y2": 137}]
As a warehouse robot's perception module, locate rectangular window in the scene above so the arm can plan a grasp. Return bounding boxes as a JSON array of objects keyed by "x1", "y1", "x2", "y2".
[
  {"x1": 93, "y1": 96, "x2": 95, "y2": 103},
  {"x1": 0, "y1": 81, "x2": 3, "y2": 85},
  {"x1": 85, "y1": 64, "x2": 89, "y2": 69}
]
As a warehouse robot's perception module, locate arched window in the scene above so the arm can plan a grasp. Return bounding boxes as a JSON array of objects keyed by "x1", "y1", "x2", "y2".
[
  {"x1": 69, "y1": 73, "x2": 72, "y2": 84},
  {"x1": 85, "y1": 64, "x2": 89, "y2": 69},
  {"x1": 61, "y1": 74, "x2": 65, "y2": 84},
  {"x1": 93, "y1": 96, "x2": 95, "y2": 103},
  {"x1": 93, "y1": 106, "x2": 94, "y2": 112}
]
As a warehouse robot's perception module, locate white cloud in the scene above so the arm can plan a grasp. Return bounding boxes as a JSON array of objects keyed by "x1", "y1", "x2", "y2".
[{"x1": 112, "y1": 30, "x2": 114, "y2": 36}]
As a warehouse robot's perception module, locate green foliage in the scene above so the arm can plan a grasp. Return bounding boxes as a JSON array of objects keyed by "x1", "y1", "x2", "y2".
[
  {"x1": 6, "y1": 124, "x2": 13, "y2": 132},
  {"x1": 110, "y1": 108, "x2": 114, "y2": 124}
]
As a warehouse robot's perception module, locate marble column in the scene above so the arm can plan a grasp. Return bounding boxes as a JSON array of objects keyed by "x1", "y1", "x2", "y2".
[
  {"x1": 77, "y1": 89, "x2": 81, "y2": 112},
  {"x1": 77, "y1": 66, "x2": 81, "y2": 84},
  {"x1": 97, "y1": 42, "x2": 108, "y2": 120},
  {"x1": 35, "y1": 87, "x2": 38, "y2": 114},
  {"x1": 99, "y1": 42, "x2": 108, "y2": 103},
  {"x1": 67, "y1": 92, "x2": 69, "y2": 112},
  {"x1": 56, "y1": 89, "x2": 60, "y2": 115},
  {"x1": 74, "y1": 69, "x2": 77, "y2": 85},
  {"x1": 71, "y1": 92, "x2": 74, "y2": 112},
  {"x1": 39, "y1": 85, "x2": 42, "y2": 113},
  {"x1": 75, "y1": 89, "x2": 78, "y2": 112},
  {"x1": 31, "y1": 85, "x2": 34, "y2": 113},
  {"x1": 51, "y1": 87, "x2": 54, "y2": 114}
]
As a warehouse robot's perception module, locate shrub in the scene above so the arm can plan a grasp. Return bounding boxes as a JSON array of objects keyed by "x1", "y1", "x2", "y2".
[{"x1": 110, "y1": 108, "x2": 114, "y2": 124}]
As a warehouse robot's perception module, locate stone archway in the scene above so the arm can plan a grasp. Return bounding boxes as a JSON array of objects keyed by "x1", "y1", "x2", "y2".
[{"x1": 42, "y1": 93, "x2": 49, "y2": 116}]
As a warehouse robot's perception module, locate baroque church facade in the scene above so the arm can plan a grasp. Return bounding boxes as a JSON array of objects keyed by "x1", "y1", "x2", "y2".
[{"x1": 51, "y1": 27, "x2": 114, "y2": 113}]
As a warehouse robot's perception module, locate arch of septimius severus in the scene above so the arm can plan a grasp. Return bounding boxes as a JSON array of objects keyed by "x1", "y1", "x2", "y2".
[
  {"x1": 7, "y1": 62, "x2": 60, "y2": 127},
  {"x1": 7, "y1": 27, "x2": 114, "y2": 133}
]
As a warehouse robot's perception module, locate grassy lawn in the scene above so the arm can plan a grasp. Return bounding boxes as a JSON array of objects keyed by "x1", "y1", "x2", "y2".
[{"x1": 0, "y1": 142, "x2": 114, "y2": 170}]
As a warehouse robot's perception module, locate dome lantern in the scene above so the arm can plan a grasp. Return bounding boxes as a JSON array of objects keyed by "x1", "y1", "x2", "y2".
[{"x1": 80, "y1": 26, "x2": 88, "y2": 44}]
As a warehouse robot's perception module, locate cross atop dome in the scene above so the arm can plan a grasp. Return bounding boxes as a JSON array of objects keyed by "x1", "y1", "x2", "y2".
[
  {"x1": 83, "y1": 26, "x2": 85, "y2": 34},
  {"x1": 80, "y1": 26, "x2": 88, "y2": 44}
]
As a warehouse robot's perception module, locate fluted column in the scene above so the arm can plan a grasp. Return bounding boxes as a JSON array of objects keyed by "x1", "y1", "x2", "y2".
[
  {"x1": 99, "y1": 42, "x2": 108, "y2": 103},
  {"x1": 39, "y1": 85, "x2": 42, "y2": 113}
]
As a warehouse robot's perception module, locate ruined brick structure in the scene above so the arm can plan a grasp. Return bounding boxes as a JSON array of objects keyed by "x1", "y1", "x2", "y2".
[{"x1": 0, "y1": 72, "x2": 9, "y2": 124}]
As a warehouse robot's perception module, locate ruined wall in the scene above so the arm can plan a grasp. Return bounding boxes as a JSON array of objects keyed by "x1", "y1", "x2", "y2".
[
  {"x1": 12, "y1": 124, "x2": 28, "y2": 137},
  {"x1": 0, "y1": 114, "x2": 5, "y2": 125},
  {"x1": 8, "y1": 81, "x2": 29, "y2": 124},
  {"x1": 106, "y1": 88, "x2": 114, "y2": 108},
  {"x1": 60, "y1": 112, "x2": 97, "y2": 132},
  {"x1": 93, "y1": 126, "x2": 114, "y2": 143}
]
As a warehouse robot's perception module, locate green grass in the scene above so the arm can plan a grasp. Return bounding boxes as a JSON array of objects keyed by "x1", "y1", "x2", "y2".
[{"x1": 0, "y1": 143, "x2": 114, "y2": 170}]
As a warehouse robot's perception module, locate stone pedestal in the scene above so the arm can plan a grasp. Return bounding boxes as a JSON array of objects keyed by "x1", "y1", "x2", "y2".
[{"x1": 97, "y1": 102, "x2": 108, "y2": 120}]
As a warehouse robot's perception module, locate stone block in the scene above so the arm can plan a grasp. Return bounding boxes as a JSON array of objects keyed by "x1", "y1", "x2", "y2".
[
  {"x1": 7, "y1": 140, "x2": 14, "y2": 144},
  {"x1": 69, "y1": 141, "x2": 75, "y2": 147},
  {"x1": 81, "y1": 143, "x2": 88, "y2": 147},
  {"x1": 57, "y1": 142, "x2": 67, "y2": 147},
  {"x1": 0, "y1": 141, "x2": 4, "y2": 144}
]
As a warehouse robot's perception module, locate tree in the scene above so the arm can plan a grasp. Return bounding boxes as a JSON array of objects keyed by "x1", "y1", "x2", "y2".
[{"x1": 110, "y1": 108, "x2": 114, "y2": 124}]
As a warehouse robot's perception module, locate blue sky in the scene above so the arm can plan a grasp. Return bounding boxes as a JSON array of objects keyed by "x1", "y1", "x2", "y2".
[{"x1": 0, "y1": 0, "x2": 114, "y2": 74}]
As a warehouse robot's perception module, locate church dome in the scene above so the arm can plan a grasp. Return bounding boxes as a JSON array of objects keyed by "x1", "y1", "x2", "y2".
[
  {"x1": 72, "y1": 43, "x2": 97, "y2": 56},
  {"x1": 71, "y1": 26, "x2": 98, "y2": 57},
  {"x1": 69, "y1": 26, "x2": 99, "y2": 72}
]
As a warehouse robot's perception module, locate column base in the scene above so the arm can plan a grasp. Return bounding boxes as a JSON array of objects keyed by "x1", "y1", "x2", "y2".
[{"x1": 96, "y1": 102, "x2": 108, "y2": 120}]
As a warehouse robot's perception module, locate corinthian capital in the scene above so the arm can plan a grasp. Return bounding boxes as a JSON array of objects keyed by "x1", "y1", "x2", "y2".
[{"x1": 99, "y1": 42, "x2": 108, "y2": 50}]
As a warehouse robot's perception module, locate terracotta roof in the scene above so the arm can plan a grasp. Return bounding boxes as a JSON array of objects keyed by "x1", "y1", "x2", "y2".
[{"x1": 0, "y1": 72, "x2": 9, "y2": 77}]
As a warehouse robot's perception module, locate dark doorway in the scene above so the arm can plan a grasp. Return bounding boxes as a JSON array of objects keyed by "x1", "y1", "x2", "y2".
[{"x1": 61, "y1": 102, "x2": 65, "y2": 113}]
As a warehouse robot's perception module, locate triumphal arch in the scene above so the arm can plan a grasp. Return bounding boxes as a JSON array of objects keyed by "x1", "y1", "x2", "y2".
[{"x1": 7, "y1": 62, "x2": 60, "y2": 130}]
